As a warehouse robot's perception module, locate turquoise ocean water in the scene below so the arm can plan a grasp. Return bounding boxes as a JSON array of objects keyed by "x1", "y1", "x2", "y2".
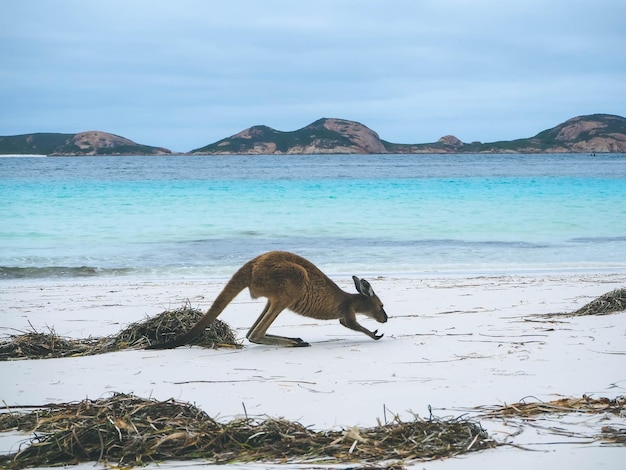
[{"x1": 1, "y1": 153, "x2": 625, "y2": 279}]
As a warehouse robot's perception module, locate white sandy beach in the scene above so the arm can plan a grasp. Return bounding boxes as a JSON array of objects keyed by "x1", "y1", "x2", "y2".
[{"x1": 1, "y1": 272, "x2": 625, "y2": 469}]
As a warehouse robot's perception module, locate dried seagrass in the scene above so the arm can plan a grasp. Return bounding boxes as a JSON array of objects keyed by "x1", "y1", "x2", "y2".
[
  {"x1": 0, "y1": 302, "x2": 240, "y2": 361},
  {"x1": 538, "y1": 287, "x2": 626, "y2": 319},
  {"x1": 478, "y1": 395, "x2": 625, "y2": 418},
  {"x1": 600, "y1": 426, "x2": 626, "y2": 444},
  {"x1": 95, "y1": 301, "x2": 240, "y2": 352},
  {"x1": 473, "y1": 395, "x2": 626, "y2": 447},
  {"x1": 0, "y1": 393, "x2": 495, "y2": 468},
  {"x1": 0, "y1": 329, "x2": 97, "y2": 361},
  {"x1": 570, "y1": 287, "x2": 626, "y2": 316}
]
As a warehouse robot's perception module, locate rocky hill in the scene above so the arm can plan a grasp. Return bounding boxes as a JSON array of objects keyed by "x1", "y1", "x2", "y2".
[
  {"x1": 0, "y1": 131, "x2": 171, "y2": 156},
  {"x1": 192, "y1": 118, "x2": 387, "y2": 155},
  {"x1": 2, "y1": 114, "x2": 625, "y2": 155},
  {"x1": 194, "y1": 114, "x2": 626, "y2": 155},
  {"x1": 520, "y1": 114, "x2": 626, "y2": 153},
  {"x1": 387, "y1": 113, "x2": 626, "y2": 154}
]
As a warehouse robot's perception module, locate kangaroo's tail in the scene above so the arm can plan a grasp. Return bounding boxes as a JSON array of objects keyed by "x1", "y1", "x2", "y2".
[{"x1": 146, "y1": 261, "x2": 252, "y2": 349}]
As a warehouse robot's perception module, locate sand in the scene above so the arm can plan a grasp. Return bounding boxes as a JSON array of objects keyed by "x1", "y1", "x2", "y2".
[{"x1": 1, "y1": 272, "x2": 625, "y2": 468}]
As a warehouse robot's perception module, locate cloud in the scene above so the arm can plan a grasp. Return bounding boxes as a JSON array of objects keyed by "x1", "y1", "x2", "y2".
[{"x1": 1, "y1": 0, "x2": 625, "y2": 151}]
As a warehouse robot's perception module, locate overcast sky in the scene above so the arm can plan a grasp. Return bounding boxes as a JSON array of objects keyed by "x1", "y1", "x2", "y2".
[{"x1": 1, "y1": 0, "x2": 625, "y2": 152}]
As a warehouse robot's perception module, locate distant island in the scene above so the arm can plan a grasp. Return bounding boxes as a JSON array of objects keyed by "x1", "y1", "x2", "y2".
[
  {"x1": 192, "y1": 114, "x2": 626, "y2": 155},
  {"x1": 0, "y1": 131, "x2": 171, "y2": 156},
  {"x1": 1, "y1": 114, "x2": 625, "y2": 156}
]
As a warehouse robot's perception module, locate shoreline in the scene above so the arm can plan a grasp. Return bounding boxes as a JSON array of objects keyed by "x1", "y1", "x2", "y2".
[
  {"x1": 1, "y1": 272, "x2": 625, "y2": 468},
  {"x1": 2, "y1": 263, "x2": 626, "y2": 283}
]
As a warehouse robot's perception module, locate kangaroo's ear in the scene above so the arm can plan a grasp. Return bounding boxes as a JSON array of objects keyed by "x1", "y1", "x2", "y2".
[{"x1": 353, "y1": 275, "x2": 374, "y2": 297}]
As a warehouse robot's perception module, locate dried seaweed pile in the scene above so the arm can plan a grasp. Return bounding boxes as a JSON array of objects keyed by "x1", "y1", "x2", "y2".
[
  {"x1": 0, "y1": 393, "x2": 495, "y2": 468},
  {"x1": 0, "y1": 303, "x2": 240, "y2": 361},
  {"x1": 96, "y1": 302, "x2": 240, "y2": 352},
  {"x1": 600, "y1": 426, "x2": 626, "y2": 445},
  {"x1": 0, "y1": 330, "x2": 97, "y2": 361},
  {"x1": 476, "y1": 395, "x2": 626, "y2": 445},
  {"x1": 478, "y1": 395, "x2": 625, "y2": 418},
  {"x1": 570, "y1": 287, "x2": 626, "y2": 316}
]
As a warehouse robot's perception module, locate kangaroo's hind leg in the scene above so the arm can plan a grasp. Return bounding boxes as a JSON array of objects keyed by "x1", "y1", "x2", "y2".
[{"x1": 246, "y1": 300, "x2": 310, "y2": 347}]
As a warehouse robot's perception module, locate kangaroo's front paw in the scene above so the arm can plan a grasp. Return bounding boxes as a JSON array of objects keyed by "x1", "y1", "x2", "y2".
[
  {"x1": 292, "y1": 338, "x2": 311, "y2": 347},
  {"x1": 371, "y1": 330, "x2": 384, "y2": 340}
]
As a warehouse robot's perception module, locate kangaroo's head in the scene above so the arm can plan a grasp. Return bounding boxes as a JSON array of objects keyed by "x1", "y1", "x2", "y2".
[{"x1": 352, "y1": 275, "x2": 388, "y2": 323}]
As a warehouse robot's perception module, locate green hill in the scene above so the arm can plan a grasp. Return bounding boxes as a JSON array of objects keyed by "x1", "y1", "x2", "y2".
[
  {"x1": 193, "y1": 114, "x2": 626, "y2": 155},
  {"x1": 383, "y1": 114, "x2": 626, "y2": 154},
  {"x1": 192, "y1": 118, "x2": 387, "y2": 154},
  {"x1": 2, "y1": 114, "x2": 625, "y2": 155},
  {"x1": 0, "y1": 131, "x2": 171, "y2": 156},
  {"x1": 0, "y1": 133, "x2": 74, "y2": 155}
]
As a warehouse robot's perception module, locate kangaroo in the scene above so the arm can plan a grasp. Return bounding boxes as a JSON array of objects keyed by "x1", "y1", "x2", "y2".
[{"x1": 147, "y1": 251, "x2": 387, "y2": 348}]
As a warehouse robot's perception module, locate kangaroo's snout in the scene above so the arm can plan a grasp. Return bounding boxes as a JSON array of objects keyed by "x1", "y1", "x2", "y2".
[{"x1": 378, "y1": 309, "x2": 388, "y2": 323}]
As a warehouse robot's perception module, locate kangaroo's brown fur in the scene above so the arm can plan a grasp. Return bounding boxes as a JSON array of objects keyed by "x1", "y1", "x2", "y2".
[{"x1": 147, "y1": 251, "x2": 388, "y2": 348}]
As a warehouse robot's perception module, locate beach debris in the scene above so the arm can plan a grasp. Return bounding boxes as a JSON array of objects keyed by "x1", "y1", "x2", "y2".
[
  {"x1": 537, "y1": 287, "x2": 626, "y2": 319},
  {"x1": 476, "y1": 395, "x2": 625, "y2": 418},
  {"x1": 0, "y1": 329, "x2": 96, "y2": 361},
  {"x1": 600, "y1": 426, "x2": 626, "y2": 445},
  {"x1": 0, "y1": 303, "x2": 240, "y2": 361},
  {"x1": 471, "y1": 395, "x2": 626, "y2": 447},
  {"x1": 97, "y1": 301, "x2": 241, "y2": 351},
  {"x1": 570, "y1": 287, "x2": 626, "y2": 316},
  {"x1": 0, "y1": 393, "x2": 495, "y2": 468}
]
